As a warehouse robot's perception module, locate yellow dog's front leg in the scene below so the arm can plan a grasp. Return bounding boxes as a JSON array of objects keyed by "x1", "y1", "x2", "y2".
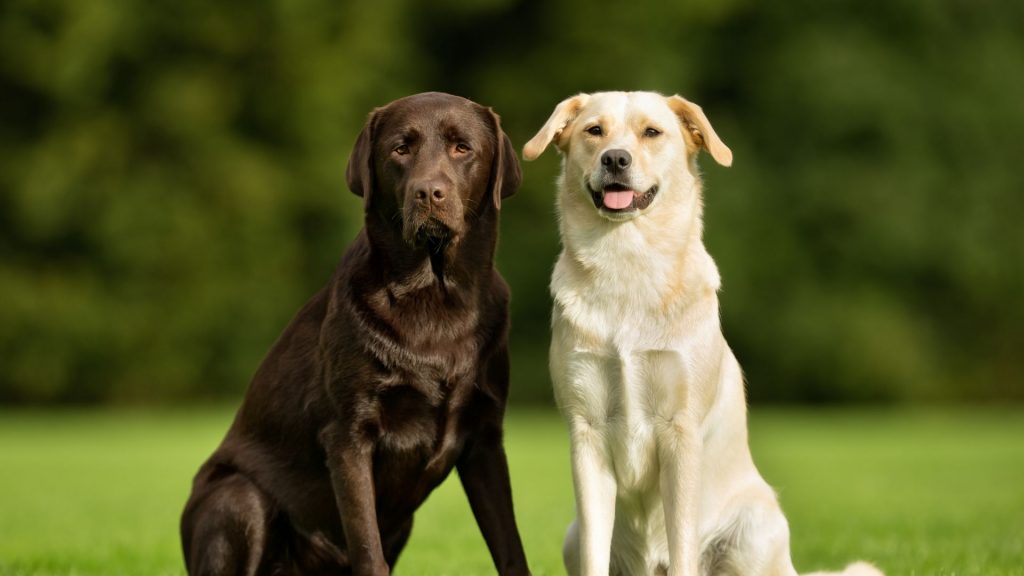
[
  {"x1": 658, "y1": 412, "x2": 703, "y2": 576},
  {"x1": 568, "y1": 416, "x2": 618, "y2": 576}
]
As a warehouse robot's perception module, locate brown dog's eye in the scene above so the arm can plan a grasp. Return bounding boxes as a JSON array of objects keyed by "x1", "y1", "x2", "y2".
[
  {"x1": 393, "y1": 144, "x2": 410, "y2": 156},
  {"x1": 643, "y1": 127, "x2": 662, "y2": 138},
  {"x1": 455, "y1": 143, "x2": 471, "y2": 154},
  {"x1": 585, "y1": 126, "x2": 603, "y2": 137}
]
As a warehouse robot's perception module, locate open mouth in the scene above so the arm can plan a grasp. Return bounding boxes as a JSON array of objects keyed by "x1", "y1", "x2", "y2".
[{"x1": 588, "y1": 182, "x2": 659, "y2": 213}]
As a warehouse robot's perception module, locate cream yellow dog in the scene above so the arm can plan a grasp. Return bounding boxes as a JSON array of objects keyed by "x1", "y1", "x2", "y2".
[{"x1": 524, "y1": 91, "x2": 882, "y2": 576}]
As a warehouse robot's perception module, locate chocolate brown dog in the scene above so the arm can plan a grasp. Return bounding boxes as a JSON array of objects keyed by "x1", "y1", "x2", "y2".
[{"x1": 181, "y1": 92, "x2": 529, "y2": 576}]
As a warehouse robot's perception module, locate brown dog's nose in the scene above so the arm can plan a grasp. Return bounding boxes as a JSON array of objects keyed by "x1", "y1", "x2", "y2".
[
  {"x1": 415, "y1": 185, "x2": 447, "y2": 205},
  {"x1": 601, "y1": 149, "x2": 632, "y2": 173}
]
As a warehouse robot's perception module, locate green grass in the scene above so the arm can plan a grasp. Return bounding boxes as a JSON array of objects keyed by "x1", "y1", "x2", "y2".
[{"x1": 0, "y1": 408, "x2": 1022, "y2": 575}]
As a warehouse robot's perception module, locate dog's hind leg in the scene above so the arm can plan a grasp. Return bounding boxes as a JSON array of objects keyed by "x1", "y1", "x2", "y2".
[
  {"x1": 709, "y1": 486, "x2": 884, "y2": 576},
  {"x1": 701, "y1": 485, "x2": 799, "y2": 576},
  {"x1": 181, "y1": 467, "x2": 276, "y2": 576}
]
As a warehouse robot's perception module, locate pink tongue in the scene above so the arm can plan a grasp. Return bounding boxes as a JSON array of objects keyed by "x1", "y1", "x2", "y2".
[{"x1": 603, "y1": 191, "x2": 634, "y2": 210}]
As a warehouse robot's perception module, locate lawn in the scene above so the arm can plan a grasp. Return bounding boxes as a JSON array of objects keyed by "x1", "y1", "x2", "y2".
[{"x1": 0, "y1": 407, "x2": 1021, "y2": 575}]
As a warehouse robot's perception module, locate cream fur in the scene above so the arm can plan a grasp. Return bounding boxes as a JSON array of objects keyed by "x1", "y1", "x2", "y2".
[{"x1": 525, "y1": 91, "x2": 883, "y2": 576}]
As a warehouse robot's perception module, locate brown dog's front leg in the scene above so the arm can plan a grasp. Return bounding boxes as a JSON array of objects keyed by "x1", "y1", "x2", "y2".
[
  {"x1": 458, "y1": 431, "x2": 531, "y2": 576},
  {"x1": 458, "y1": 347, "x2": 530, "y2": 576},
  {"x1": 323, "y1": 422, "x2": 389, "y2": 576}
]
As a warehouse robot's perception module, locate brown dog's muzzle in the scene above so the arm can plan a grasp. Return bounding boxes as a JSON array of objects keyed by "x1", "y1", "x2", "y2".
[{"x1": 403, "y1": 176, "x2": 464, "y2": 250}]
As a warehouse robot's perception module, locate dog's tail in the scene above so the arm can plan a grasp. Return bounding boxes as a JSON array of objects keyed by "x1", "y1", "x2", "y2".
[{"x1": 803, "y1": 561, "x2": 884, "y2": 576}]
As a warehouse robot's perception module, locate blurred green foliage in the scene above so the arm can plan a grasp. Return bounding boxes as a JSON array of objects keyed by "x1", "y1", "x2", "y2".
[{"x1": 1, "y1": 0, "x2": 1021, "y2": 404}]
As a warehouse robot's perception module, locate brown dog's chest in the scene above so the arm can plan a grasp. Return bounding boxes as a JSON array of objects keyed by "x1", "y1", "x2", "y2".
[
  {"x1": 376, "y1": 381, "x2": 438, "y2": 440},
  {"x1": 357, "y1": 292, "x2": 483, "y2": 457},
  {"x1": 369, "y1": 368, "x2": 477, "y2": 505},
  {"x1": 374, "y1": 375, "x2": 465, "y2": 450}
]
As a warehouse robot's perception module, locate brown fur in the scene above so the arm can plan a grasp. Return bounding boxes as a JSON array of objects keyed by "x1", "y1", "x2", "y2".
[{"x1": 180, "y1": 92, "x2": 528, "y2": 576}]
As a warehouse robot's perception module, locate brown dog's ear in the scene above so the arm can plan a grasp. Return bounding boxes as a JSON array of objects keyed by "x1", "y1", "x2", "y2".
[
  {"x1": 666, "y1": 95, "x2": 733, "y2": 167},
  {"x1": 486, "y1": 109, "x2": 521, "y2": 209},
  {"x1": 345, "y1": 109, "x2": 379, "y2": 203},
  {"x1": 522, "y1": 94, "x2": 590, "y2": 161}
]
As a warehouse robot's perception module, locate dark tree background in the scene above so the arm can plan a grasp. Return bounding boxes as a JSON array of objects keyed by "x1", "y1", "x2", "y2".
[{"x1": 1, "y1": 0, "x2": 1022, "y2": 405}]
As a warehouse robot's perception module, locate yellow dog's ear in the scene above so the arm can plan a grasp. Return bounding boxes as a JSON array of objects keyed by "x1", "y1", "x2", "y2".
[
  {"x1": 666, "y1": 95, "x2": 733, "y2": 167},
  {"x1": 523, "y1": 94, "x2": 590, "y2": 161},
  {"x1": 345, "y1": 108, "x2": 380, "y2": 205}
]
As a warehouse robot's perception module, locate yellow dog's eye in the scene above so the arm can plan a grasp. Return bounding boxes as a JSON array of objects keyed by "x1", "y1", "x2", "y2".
[
  {"x1": 393, "y1": 144, "x2": 410, "y2": 155},
  {"x1": 643, "y1": 127, "x2": 662, "y2": 138},
  {"x1": 585, "y1": 126, "x2": 603, "y2": 137}
]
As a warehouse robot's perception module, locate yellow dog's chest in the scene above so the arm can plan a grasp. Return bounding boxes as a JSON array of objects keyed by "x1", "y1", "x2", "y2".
[{"x1": 559, "y1": 347, "x2": 691, "y2": 493}]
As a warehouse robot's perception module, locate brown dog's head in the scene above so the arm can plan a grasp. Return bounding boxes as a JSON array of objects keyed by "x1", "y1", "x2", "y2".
[{"x1": 346, "y1": 92, "x2": 520, "y2": 252}]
